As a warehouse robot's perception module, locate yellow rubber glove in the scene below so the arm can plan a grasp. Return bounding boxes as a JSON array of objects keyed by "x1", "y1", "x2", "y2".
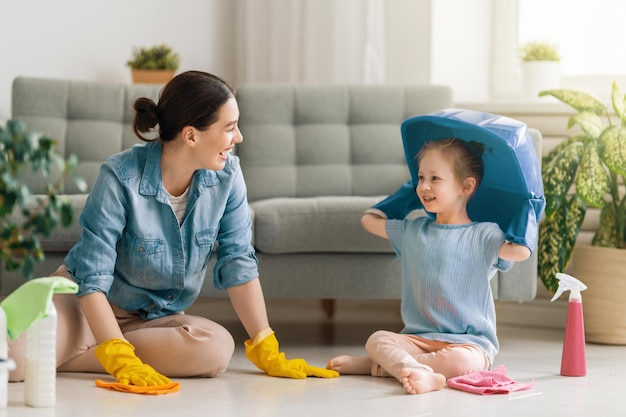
[
  {"x1": 244, "y1": 330, "x2": 339, "y2": 379},
  {"x1": 94, "y1": 338, "x2": 172, "y2": 386}
]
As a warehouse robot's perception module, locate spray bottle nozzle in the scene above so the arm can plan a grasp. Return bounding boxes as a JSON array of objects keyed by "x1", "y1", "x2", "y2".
[{"x1": 551, "y1": 272, "x2": 587, "y2": 302}]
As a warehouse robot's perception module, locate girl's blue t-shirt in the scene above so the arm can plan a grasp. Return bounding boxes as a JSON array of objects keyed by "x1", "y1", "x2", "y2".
[{"x1": 386, "y1": 217, "x2": 513, "y2": 365}]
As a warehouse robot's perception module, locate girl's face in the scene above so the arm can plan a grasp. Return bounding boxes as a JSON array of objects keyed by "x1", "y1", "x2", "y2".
[
  {"x1": 416, "y1": 149, "x2": 474, "y2": 220},
  {"x1": 193, "y1": 97, "x2": 243, "y2": 171}
]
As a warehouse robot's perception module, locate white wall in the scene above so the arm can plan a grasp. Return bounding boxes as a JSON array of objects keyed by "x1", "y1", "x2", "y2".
[
  {"x1": 384, "y1": 0, "x2": 491, "y2": 102},
  {"x1": 384, "y1": 0, "x2": 432, "y2": 85},
  {"x1": 0, "y1": 0, "x2": 490, "y2": 120},
  {"x1": 0, "y1": 0, "x2": 236, "y2": 119},
  {"x1": 431, "y1": 0, "x2": 492, "y2": 101}
]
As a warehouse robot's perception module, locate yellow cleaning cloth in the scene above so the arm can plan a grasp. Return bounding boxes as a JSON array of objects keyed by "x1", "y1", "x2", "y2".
[
  {"x1": 0, "y1": 276, "x2": 78, "y2": 340},
  {"x1": 95, "y1": 379, "x2": 181, "y2": 395}
]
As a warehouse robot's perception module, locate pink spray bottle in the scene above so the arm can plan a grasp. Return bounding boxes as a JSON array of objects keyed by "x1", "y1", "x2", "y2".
[{"x1": 550, "y1": 272, "x2": 588, "y2": 377}]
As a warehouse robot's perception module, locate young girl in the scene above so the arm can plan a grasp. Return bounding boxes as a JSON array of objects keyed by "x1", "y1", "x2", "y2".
[{"x1": 327, "y1": 137, "x2": 530, "y2": 394}]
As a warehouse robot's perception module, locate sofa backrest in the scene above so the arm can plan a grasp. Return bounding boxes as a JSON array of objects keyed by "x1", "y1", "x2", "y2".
[
  {"x1": 11, "y1": 77, "x2": 162, "y2": 194},
  {"x1": 12, "y1": 78, "x2": 453, "y2": 200},
  {"x1": 235, "y1": 84, "x2": 453, "y2": 202}
]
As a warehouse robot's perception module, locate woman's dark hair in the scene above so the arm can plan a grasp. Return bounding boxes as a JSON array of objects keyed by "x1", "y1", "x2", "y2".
[
  {"x1": 417, "y1": 137, "x2": 485, "y2": 191},
  {"x1": 132, "y1": 70, "x2": 235, "y2": 142}
]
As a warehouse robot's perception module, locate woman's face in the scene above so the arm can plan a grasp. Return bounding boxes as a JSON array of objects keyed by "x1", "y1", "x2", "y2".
[{"x1": 194, "y1": 97, "x2": 243, "y2": 171}]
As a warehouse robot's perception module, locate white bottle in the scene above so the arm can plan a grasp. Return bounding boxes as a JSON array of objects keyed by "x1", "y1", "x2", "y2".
[
  {"x1": 0, "y1": 306, "x2": 15, "y2": 409},
  {"x1": 24, "y1": 302, "x2": 57, "y2": 407}
]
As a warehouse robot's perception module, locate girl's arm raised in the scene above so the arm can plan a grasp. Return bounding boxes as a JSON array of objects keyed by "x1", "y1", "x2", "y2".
[
  {"x1": 361, "y1": 213, "x2": 389, "y2": 239},
  {"x1": 498, "y1": 241, "x2": 531, "y2": 262}
]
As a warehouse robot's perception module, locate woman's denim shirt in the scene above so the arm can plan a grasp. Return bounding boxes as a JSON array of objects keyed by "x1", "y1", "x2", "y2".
[{"x1": 65, "y1": 142, "x2": 259, "y2": 320}]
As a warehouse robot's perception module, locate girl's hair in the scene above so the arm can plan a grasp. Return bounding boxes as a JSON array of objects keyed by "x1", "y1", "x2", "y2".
[
  {"x1": 132, "y1": 70, "x2": 235, "y2": 142},
  {"x1": 417, "y1": 137, "x2": 485, "y2": 191}
]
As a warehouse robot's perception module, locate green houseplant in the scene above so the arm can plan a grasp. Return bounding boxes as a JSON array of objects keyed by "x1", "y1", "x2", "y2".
[
  {"x1": 538, "y1": 82, "x2": 626, "y2": 293},
  {"x1": 127, "y1": 44, "x2": 180, "y2": 84},
  {"x1": 519, "y1": 40, "x2": 561, "y2": 100},
  {"x1": 539, "y1": 82, "x2": 626, "y2": 344},
  {"x1": 519, "y1": 40, "x2": 561, "y2": 62},
  {"x1": 0, "y1": 119, "x2": 85, "y2": 278}
]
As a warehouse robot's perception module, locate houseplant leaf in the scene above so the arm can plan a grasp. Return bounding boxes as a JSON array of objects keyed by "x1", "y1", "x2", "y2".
[
  {"x1": 539, "y1": 89, "x2": 606, "y2": 115},
  {"x1": 611, "y1": 81, "x2": 626, "y2": 122},
  {"x1": 592, "y1": 204, "x2": 617, "y2": 248},
  {"x1": 576, "y1": 141, "x2": 609, "y2": 208},
  {"x1": 599, "y1": 126, "x2": 626, "y2": 177},
  {"x1": 0, "y1": 119, "x2": 84, "y2": 279},
  {"x1": 538, "y1": 194, "x2": 585, "y2": 293},
  {"x1": 541, "y1": 141, "x2": 582, "y2": 218},
  {"x1": 568, "y1": 111, "x2": 604, "y2": 138}
]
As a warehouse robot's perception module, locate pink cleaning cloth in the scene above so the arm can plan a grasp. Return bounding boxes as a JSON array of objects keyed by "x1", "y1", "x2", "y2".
[{"x1": 446, "y1": 365, "x2": 535, "y2": 395}]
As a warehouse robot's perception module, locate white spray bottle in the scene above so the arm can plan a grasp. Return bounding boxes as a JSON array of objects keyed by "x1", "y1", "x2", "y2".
[{"x1": 550, "y1": 272, "x2": 587, "y2": 377}]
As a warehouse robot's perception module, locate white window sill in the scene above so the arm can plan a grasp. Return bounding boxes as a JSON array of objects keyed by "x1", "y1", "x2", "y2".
[{"x1": 454, "y1": 100, "x2": 575, "y2": 115}]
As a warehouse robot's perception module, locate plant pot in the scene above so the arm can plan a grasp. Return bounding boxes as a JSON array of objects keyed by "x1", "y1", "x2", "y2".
[
  {"x1": 569, "y1": 244, "x2": 626, "y2": 345},
  {"x1": 131, "y1": 69, "x2": 175, "y2": 84},
  {"x1": 522, "y1": 61, "x2": 560, "y2": 100}
]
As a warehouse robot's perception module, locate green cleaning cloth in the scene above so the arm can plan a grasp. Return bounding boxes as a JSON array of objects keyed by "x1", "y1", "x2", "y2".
[{"x1": 0, "y1": 276, "x2": 78, "y2": 340}]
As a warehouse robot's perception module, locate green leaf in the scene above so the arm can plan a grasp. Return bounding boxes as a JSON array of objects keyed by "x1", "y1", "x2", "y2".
[
  {"x1": 576, "y1": 141, "x2": 609, "y2": 208},
  {"x1": 0, "y1": 118, "x2": 85, "y2": 279},
  {"x1": 538, "y1": 213, "x2": 563, "y2": 294},
  {"x1": 599, "y1": 126, "x2": 626, "y2": 177},
  {"x1": 71, "y1": 173, "x2": 88, "y2": 192},
  {"x1": 60, "y1": 202, "x2": 74, "y2": 227},
  {"x1": 20, "y1": 255, "x2": 35, "y2": 279},
  {"x1": 539, "y1": 89, "x2": 607, "y2": 115},
  {"x1": 611, "y1": 81, "x2": 625, "y2": 123},
  {"x1": 568, "y1": 111, "x2": 604, "y2": 138},
  {"x1": 593, "y1": 204, "x2": 617, "y2": 248},
  {"x1": 542, "y1": 142, "x2": 582, "y2": 218},
  {"x1": 127, "y1": 44, "x2": 180, "y2": 70},
  {"x1": 538, "y1": 194, "x2": 586, "y2": 294},
  {"x1": 562, "y1": 194, "x2": 586, "y2": 265},
  {"x1": 542, "y1": 135, "x2": 582, "y2": 166}
]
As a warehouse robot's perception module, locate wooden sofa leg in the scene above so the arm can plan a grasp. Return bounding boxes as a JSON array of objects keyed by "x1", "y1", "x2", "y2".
[{"x1": 321, "y1": 299, "x2": 336, "y2": 319}]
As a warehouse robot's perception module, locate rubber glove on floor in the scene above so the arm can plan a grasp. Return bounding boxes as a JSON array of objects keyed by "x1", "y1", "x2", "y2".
[
  {"x1": 245, "y1": 328, "x2": 339, "y2": 379},
  {"x1": 95, "y1": 338, "x2": 174, "y2": 387}
]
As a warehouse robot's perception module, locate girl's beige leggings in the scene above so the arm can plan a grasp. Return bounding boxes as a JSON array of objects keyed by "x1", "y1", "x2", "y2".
[
  {"x1": 365, "y1": 330, "x2": 490, "y2": 381},
  {"x1": 8, "y1": 267, "x2": 235, "y2": 382}
]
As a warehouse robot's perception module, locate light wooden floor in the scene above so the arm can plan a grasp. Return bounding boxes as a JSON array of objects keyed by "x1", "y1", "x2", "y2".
[{"x1": 6, "y1": 298, "x2": 623, "y2": 416}]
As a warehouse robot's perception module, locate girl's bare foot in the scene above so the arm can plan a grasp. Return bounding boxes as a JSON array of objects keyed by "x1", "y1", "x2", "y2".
[
  {"x1": 400, "y1": 367, "x2": 446, "y2": 394},
  {"x1": 327, "y1": 355, "x2": 372, "y2": 375}
]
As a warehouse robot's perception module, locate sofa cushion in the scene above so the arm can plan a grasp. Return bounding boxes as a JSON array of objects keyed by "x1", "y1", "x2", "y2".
[
  {"x1": 251, "y1": 196, "x2": 394, "y2": 254},
  {"x1": 236, "y1": 84, "x2": 454, "y2": 203},
  {"x1": 11, "y1": 77, "x2": 162, "y2": 194}
]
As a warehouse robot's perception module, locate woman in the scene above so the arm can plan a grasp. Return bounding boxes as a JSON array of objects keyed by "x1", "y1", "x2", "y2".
[{"x1": 9, "y1": 71, "x2": 337, "y2": 386}]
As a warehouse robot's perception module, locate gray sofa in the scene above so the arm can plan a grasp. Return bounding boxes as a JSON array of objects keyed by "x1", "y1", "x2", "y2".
[{"x1": 2, "y1": 76, "x2": 541, "y2": 306}]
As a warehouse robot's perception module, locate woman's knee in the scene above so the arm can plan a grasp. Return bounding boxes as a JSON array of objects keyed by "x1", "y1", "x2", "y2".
[
  {"x1": 177, "y1": 322, "x2": 235, "y2": 377},
  {"x1": 202, "y1": 326, "x2": 235, "y2": 377},
  {"x1": 129, "y1": 320, "x2": 236, "y2": 378}
]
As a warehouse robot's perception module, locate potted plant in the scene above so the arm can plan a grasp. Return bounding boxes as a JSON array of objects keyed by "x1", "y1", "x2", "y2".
[
  {"x1": 126, "y1": 44, "x2": 180, "y2": 84},
  {"x1": 0, "y1": 119, "x2": 85, "y2": 278},
  {"x1": 538, "y1": 82, "x2": 626, "y2": 344},
  {"x1": 519, "y1": 40, "x2": 561, "y2": 100}
]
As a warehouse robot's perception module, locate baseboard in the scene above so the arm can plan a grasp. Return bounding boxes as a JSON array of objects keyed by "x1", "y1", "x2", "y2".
[{"x1": 496, "y1": 297, "x2": 567, "y2": 329}]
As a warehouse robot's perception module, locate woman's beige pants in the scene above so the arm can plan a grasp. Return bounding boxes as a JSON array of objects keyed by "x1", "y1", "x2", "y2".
[{"x1": 8, "y1": 267, "x2": 235, "y2": 382}]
